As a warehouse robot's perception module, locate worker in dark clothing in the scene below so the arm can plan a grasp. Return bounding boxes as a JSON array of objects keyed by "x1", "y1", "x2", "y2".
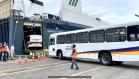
[{"x1": 71, "y1": 45, "x2": 79, "y2": 70}]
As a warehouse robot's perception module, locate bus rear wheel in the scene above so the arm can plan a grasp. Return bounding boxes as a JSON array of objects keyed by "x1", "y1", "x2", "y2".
[
  {"x1": 57, "y1": 51, "x2": 63, "y2": 60},
  {"x1": 100, "y1": 53, "x2": 112, "y2": 66}
]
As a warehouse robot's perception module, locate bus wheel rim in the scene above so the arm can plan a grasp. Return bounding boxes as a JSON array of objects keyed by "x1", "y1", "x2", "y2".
[
  {"x1": 102, "y1": 54, "x2": 110, "y2": 64},
  {"x1": 58, "y1": 53, "x2": 61, "y2": 58}
]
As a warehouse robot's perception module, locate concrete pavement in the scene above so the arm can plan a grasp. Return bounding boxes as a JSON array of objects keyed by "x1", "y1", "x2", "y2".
[{"x1": 0, "y1": 57, "x2": 139, "y2": 79}]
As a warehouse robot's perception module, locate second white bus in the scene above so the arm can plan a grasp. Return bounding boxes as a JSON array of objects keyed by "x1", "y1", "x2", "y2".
[
  {"x1": 27, "y1": 35, "x2": 42, "y2": 48},
  {"x1": 49, "y1": 22, "x2": 139, "y2": 65}
]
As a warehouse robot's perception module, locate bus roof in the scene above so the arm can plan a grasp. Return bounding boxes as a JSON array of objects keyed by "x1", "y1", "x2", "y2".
[{"x1": 50, "y1": 21, "x2": 139, "y2": 37}]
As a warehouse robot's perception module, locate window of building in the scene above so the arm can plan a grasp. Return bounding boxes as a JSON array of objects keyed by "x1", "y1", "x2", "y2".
[
  {"x1": 76, "y1": 32, "x2": 89, "y2": 43},
  {"x1": 127, "y1": 25, "x2": 139, "y2": 41},
  {"x1": 89, "y1": 30, "x2": 105, "y2": 43},
  {"x1": 106, "y1": 27, "x2": 126, "y2": 42},
  {"x1": 66, "y1": 33, "x2": 76, "y2": 44},
  {"x1": 57, "y1": 35, "x2": 66, "y2": 44}
]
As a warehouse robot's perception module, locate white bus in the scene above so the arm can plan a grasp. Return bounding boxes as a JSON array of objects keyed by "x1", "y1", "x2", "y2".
[
  {"x1": 49, "y1": 22, "x2": 139, "y2": 65},
  {"x1": 27, "y1": 35, "x2": 42, "y2": 48}
]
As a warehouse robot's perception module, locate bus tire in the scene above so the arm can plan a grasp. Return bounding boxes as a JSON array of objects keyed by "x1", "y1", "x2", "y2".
[
  {"x1": 57, "y1": 50, "x2": 63, "y2": 60},
  {"x1": 100, "y1": 53, "x2": 112, "y2": 66}
]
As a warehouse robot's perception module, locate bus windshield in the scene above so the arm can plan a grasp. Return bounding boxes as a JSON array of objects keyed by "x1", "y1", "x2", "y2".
[{"x1": 49, "y1": 38, "x2": 55, "y2": 45}]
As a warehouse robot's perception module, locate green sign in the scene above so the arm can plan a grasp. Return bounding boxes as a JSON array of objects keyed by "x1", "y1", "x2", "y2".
[{"x1": 69, "y1": 0, "x2": 78, "y2": 7}]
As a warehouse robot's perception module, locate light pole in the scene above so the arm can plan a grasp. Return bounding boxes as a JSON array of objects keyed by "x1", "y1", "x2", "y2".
[
  {"x1": 56, "y1": 27, "x2": 59, "y2": 33},
  {"x1": 12, "y1": 9, "x2": 22, "y2": 44},
  {"x1": 13, "y1": 20, "x2": 18, "y2": 43}
]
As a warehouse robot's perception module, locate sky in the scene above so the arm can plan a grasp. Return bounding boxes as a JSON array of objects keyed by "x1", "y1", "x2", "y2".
[{"x1": 23, "y1": 0, "x2": 139, "y2": 24}]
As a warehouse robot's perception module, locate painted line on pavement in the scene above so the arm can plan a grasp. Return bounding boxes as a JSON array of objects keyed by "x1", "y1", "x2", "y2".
[
  {"x1": 60, "y1": 66, "x2": 106, "y2": 79},
  {"x1": 0, "y1": 62, "x2": 70, "y2": 74},
  {"x1": 0, "y1": 62, "x2": 71, "y2": 77},
  {"x1": 0, "y1": 61, "x2": 17, "y2": 65},
  {"x1": 0, "y1": 59, "x2": 41, "y2": 65},
  {"x1": 0, "y1": 59, "x2": 64, "y2": 71}
]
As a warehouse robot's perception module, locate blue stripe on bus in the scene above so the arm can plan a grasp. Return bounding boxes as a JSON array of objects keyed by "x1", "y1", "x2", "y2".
[{"x1": 80, "y1": 46, "x2": 139, "y2": 53}]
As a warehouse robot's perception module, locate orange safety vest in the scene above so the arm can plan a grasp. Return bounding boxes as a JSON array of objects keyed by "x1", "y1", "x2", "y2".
[
  {"x1": 0, "y1": 47, "x2": 2, "y2": 53},
  {"x1": 71, "y1": 49, "x2": 77, "y2": 59}
]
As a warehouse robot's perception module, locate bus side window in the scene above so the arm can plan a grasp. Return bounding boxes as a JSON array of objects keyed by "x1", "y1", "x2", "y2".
[
  {"x1": 66, "y1": 33, "x2": 76, "y2": 44},
  {"x1": 127, "y1": 25, "x2": 139, "y2": 41},
  {"x1": 130, "y1": 34, "x2": 136, "y2": 41},
  {"x1": 76, "y1": 32, "x2": 89, "y2": 43},
  {"x1": 137, "y1": 34, "x2": 139, "y2": 40},
  {"x1": 57, "y1": 35, "x2": 66, "y2": 44},
  {"x1": 89, "y1": 30, "x2": 105, "y2": 43},
  {"x1": 106, "y1": 27, "x2": 126, "y2": 42}
]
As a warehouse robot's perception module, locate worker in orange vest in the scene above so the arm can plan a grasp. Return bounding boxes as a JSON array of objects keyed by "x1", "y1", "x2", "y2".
[
  {"x1": 0, "y1": 43, "x2": 2, "y2": 60},
  {"x1": 2, "y1": 42, "x2": 9, "y2": 61},
  {"x1": 71, "y1": 45, "x2": 79, "y2": 70}
]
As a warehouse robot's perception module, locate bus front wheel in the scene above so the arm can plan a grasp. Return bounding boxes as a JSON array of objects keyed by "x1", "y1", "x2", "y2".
[
  {"x1": 57, "y1": 51, "x2": 63, "y2": 60},
  {"x1": 100, "y1": 53, "x2": 112, "y2": 66}
]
